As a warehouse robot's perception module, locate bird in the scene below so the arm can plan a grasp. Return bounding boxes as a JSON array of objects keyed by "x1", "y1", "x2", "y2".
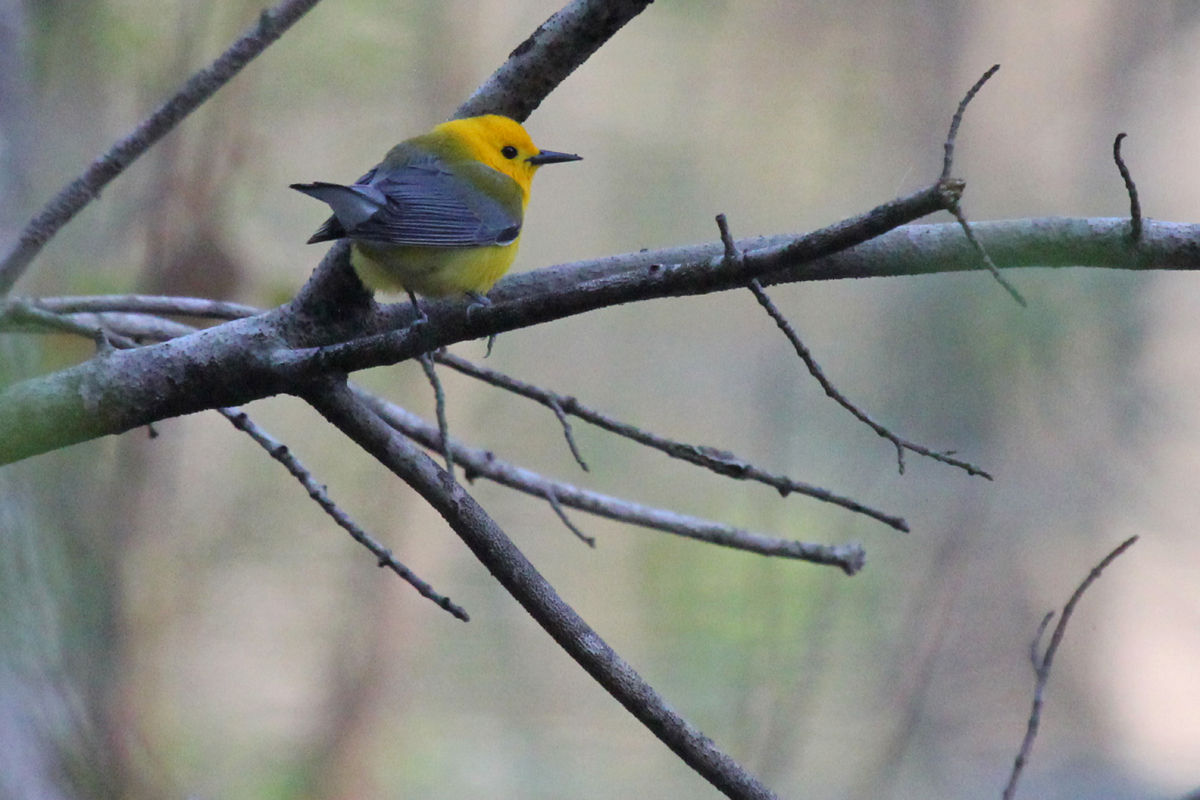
[{"x1": 291, "y1": 114, "x2": 580, "y2": 309}]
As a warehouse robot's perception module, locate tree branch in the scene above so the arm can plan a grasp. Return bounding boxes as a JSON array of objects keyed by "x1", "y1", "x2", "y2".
[
  {"x1": 3, "y1": 216, "x2": 1199, "y2": 466},
  {"x1": 1002, "y1": 536, "x2": 1138, "y2": 800},
  {"x1": 303, "y1": 378, "x2": 781, "y2": 800},
  {"x1": 355, "y1": 387, "x2": 866, "y2": 574},
  {"x1": 455, "y1": 0, "x2": 654, "y2": 122},
  {"x1": 433, "y1": 349, "x2": 907, "y2": 531},
  {"x1": 0, "y1": 0, "x2": 325, "y2": 295}
]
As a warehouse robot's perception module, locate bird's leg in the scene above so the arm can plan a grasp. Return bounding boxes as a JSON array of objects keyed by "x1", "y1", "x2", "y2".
[
  {"x1": 465, "y1": 291, "x2": 498, "y2": 357},
  {"x1": 406, "y1": 289, "x2": 427, "y2": 322}
]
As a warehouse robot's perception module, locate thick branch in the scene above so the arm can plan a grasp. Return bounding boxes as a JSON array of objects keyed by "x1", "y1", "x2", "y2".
[
  {"x1": 303, "y1": 379, "x2": 779, "y2": 800},
  {"x1": 455, "y1": 0, "x2": 654, "y2": 121},
  {"x1": 3, "y1": 216, "x2": 1198, "y2": 465}
]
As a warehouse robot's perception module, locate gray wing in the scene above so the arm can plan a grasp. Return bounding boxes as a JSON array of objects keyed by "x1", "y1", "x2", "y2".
[{"x1": 296, "y1": 158, "x2": 522, "y2": 248}]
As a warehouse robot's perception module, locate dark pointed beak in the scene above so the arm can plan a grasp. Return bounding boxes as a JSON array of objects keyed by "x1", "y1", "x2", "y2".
[{"x1": 528, "y1": 149, "x2": 582, "y2": 166}]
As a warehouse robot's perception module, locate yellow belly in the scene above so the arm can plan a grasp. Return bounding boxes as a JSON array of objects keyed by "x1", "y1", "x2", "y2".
[{"x1": 351, "y1": 239, "x2": 520, "y2": 298}]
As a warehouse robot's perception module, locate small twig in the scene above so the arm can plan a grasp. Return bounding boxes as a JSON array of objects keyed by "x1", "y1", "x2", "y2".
[
  {"x1": 715, "y1": 215, "x2": 990, "y2": 480},
  {"x1": 544, "y1": 485, "x2": 596, "y2": 547},
  {"x1": 434, "y1": 350, "x2": 907, "y2": 531},
  {"x1": 947, "y1": 205, "x2": 1027, "y2": 306},
  {"x1": 37, "y1": 294, "x2": 261, "y2": 320},
  {"x1": 942, "y1": 64, "x2": 1000, "y2": 181},
  {"x1": 547, "y1": 396, "x2": 590, "y2": 472},
  {"x1": 219, "y1": 406, "x2": 469, "y2": 621},
  {"x1": 355, "y1": 386, "x2": 866, "y2": 575},
  {"x1": 1113, "y1": 133, "x2": 1143, "y2": 242},
  {"x1": 0, "y1": 0, "x2": 325, "y2": 295},
  {"x1": 748, "y1": 276, "x2": 990, "y2": 478},
  {"x1": 418, "y1": 352, "x2": 455, "y2": 481},
  {"x1": 935, "y1": 64, "x2": 1025, "y2": 306},
  {"x1": 3, "y1": 300, "x2": 125, "y2": 351},
  {"x1": 1002, "y1": 535, "x2": 1138, "y2": 800}
]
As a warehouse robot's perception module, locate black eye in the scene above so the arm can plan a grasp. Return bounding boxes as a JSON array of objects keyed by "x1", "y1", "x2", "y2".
[{"x1": 501, "y1": 145, "x2": 518, "y2": 159}]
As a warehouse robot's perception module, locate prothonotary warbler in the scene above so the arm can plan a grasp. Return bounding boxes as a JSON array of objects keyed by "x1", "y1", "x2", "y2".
[{"x1": 291, "y1": 114, "x2": 581, "y2": 305}]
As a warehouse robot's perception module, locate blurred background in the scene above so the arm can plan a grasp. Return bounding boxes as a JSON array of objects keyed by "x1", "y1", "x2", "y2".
[{"x1": 2, "y1": 1, "x2": 1200, "y2": 798}]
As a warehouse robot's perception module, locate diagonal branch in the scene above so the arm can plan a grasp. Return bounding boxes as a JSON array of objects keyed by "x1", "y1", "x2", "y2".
[
  {"x1": 0, "y1": 0, "x2": 325, "y2": 296},
  {"x1": 219, "y1": 406, "x2": 469, "y2": 621},
  {"x1": 717, "y1": 212, "x2": 990, "y2": 480},
  {"x1": 304, "y1": 377, "x2": 781, "y2": 800},
  {"x1": 1002, "y1": 535, "x2": 1138, "y2": 800},
  {"x1": 455, "y1": 0, "x2": 654, "y2": 122}
]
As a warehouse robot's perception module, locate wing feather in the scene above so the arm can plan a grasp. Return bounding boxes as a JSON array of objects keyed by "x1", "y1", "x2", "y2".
[{"x1": 346, "y1": 158, "x2": 522, "y2": 248}]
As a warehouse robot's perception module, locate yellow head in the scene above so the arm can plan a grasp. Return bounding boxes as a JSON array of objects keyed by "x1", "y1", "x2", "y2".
[{"x1": 430, "y1": 115, "x2": 581, "y2": 204}]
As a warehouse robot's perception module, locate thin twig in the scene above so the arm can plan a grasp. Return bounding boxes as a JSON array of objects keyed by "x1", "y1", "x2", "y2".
[
  {"x1": 547, "y1": 395, "x2": 590, "y2": 472},
  {"x1": 748, "y1": 275, "x2": 991, "y2": 477},
  {"x1": 1113, "y1": 133, "x2": 1143, "y2": 242},
  {"x1": 0, "y1": 0, "x2": 325, "y2": 295},
  {"x1": 418, "y1": 353, "x2": 455, "y2": 481},
  {"x1": 3, "y1": 300, "x2": 122, "y2": 351},
  {"x1": 355, "y1": 386, "x2": 866, "y2": 575},
  {"x1": 219, "y1": 406, "x2": 469, "y2": 621},
  {"x1": 947, "y1": 205, "x2": 1027, "y2": 306},
  {"x1": 543, "y1": 485, "x2": 596, "y2": 547},
  {"x1": 715, "y1": 214, "x2": 990, "y2": 481},
  {"x1": 434, "y1": 350, "x2": 908, "y2": 531},
  {"x1": 942, "y1": 64, "x2": 1000, "y2": 181},
  {"x1": 936, "y1": 64, "x2": 1026, "y2": 305},
  {"x1": 36, "y1": 294, "x2": 261, "y2": 320},
  {"x1": 1002, "y1": 535, "x2": 1138, "y2": 800}
]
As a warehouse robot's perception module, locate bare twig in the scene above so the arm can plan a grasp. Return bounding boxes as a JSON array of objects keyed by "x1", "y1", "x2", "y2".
[
  {"x1": 1113, "y1": 133, "x2": 1142, "y2": 242},
  {"x1": 947, "y1": 205, "x2": 1027, "y2": 306},
  {"x1": 546, "y1": 394, "x2": 590, "y2": 472},
  {"x1": 356, "y1": 386, "x2": 866, "y2": 574},
  {"x1": 1002, "y1": 535, "x2": 1138, "y2": 800},
  {"x1": 942, "y1": 64, "x2": 1000, "y2": 181},
  {"x1": 418, "y1": 353, "x2": 455, "y2": 480},
  {"x1": 543, "y1": 485, "x2": 596, "y2": 547},
  {"x1": 714, "y1": 215, "x2": 990, "y2": 481},
  {"x1": 35, "y1": 294, "x2": 260, "y2": 320},
  {"x1": 936, "y1": 64, "x2": 1026, "y2": 306},
  {"x1": 748, "y1": 276, "x2": 989, "y2": 478},
  {"x1": 219, "y1": 406, "x2": 468, "y2": 621},
  {"x1": 0, "y1": 0, "x2": 324, "y2": 295},
  {"x1": 3, "y1": 300, "x2": 121, "y2": 351},
  {"x1": 434, "y1": 350, "x2": 906, "y2": 531}
]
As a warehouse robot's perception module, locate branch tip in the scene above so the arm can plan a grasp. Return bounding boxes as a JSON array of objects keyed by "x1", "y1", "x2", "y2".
[
  {"x1": 1002, "y1": 535, "x2": 1138, "y2": 800},
  {"x1": 218, "y1": 405, "x2": 469, "y2": 622},
  {"x1": 942, "y1": 64, "x2": 1001, "y2": 181},
  {"x1": 747, "y1": 278, "x2": 991, "y2": 483},
  {"x1": 948, "y1": 205, "x2": 1027, "y2": 307},
  {"x1": 1113, "y1": 133, "x2": 1143, "y2": 242}
]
